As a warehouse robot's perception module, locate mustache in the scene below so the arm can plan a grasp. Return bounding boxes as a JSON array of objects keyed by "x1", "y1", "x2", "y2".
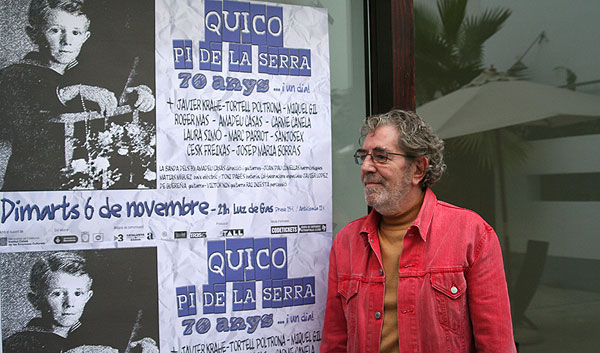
[{"x1": 363, "y1": 175, "x2": 383, "y2": 184}]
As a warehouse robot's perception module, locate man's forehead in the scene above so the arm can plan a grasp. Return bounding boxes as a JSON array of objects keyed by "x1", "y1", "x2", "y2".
[{"x1": 362, "y1": 125, "x2": 401, "y2": 149}]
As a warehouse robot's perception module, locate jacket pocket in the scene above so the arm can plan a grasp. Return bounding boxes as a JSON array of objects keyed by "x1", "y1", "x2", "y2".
[
  {"x1": 338, "y1": 277, "x2": 359, "y2": 303},
  {"x1": 337, "y1": 277, "x2": 360, "y2": 336},
  {"x1": 430, "y1": 270, "x2": 467, "y2": 333}
]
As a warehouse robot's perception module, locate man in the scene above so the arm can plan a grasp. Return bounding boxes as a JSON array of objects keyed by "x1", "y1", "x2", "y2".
[
  {"x1": 321, "y1": 110, "x2": 516, "y2": 352},
  {"x1": 3, "y1": 251, "x2": 157, "y2": 353}
]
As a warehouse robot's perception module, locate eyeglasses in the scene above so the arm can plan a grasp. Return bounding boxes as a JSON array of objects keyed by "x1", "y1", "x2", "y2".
[{"x1": 353, "y1": 148, "x2": 414, "y2": 165}]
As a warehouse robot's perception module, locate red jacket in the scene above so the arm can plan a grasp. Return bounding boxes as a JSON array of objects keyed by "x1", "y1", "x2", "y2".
[{"x1": 321, "y1": 189, "x2": 516, "y2": 353}]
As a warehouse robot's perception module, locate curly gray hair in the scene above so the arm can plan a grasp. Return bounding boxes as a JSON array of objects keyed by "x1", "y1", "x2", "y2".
[{"x1": 360, "y1": 109, "x2": 446, "y2": 189}]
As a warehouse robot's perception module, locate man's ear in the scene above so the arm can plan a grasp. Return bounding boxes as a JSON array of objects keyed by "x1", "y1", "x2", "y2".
[
  {"x1": 83, "y1": 31, "x2": 91, "y2": 43},
  {"x1": 411, "y1": 156, "x2": 429, "y2": 186}
]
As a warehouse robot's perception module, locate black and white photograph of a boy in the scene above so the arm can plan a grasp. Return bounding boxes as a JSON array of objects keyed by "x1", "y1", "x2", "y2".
[
  {"x1": 0, "y1": 0, "x2": 156, "y2": 191},
  {"x1": 0, "y1": 248, "x2": 160, "y2": 353}
]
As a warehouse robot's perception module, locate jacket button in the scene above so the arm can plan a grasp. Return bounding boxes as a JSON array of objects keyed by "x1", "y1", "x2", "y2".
[
  {"x1": 379, "y1": 269, "x2": 383, "y2": 275},
  {"x1": 451, "y1": 286, "x2": 458, "y2": 294},
  {"x1": 375, "y1": 312, "x2": 381, "y2": 319}
]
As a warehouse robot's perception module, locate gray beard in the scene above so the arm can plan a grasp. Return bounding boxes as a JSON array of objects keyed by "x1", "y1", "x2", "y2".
[
  {"x1": 363, "y1": 174, "x2": 412, "y2": 216},
  {"x1": 364, "y1": 185, "x2": 410, "y2": 216}
]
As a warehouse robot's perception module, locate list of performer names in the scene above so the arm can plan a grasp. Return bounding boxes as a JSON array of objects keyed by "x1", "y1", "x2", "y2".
[
  {"x1": 173, "y1": 98, "x2": 314, "y2": 157},
  {"x1": 177, "y1": 329, "x2": 321, "y2": 353},
  {"x1": 161, "y1": 97, "x2": 327, "y2": 190}
]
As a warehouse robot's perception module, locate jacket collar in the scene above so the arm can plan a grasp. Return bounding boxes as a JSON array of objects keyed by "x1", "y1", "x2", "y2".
[{"x1": 411, "y1": 188, "x2": 437, "y2": 242}]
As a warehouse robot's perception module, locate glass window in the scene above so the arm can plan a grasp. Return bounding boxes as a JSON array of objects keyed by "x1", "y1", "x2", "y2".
[{"x1": 415, "y1": 0, "x2": 600, "y2": 351}]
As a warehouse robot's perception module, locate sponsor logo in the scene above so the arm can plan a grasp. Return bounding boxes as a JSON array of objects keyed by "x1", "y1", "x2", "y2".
[
  {"x1": 124, "y1": 233, "x2": 146, "y2": 241},
  {"x1": 80, "y1": 232, "x2": 90, "y2": 242},
  {"x1": 174, "y1": 231, "x2": 188, "y2": 239},
  {"x1": 54, "y1": 235, "x2": 78, "y2": 244},
  {"x1": 0, "y1": 237, "x2": 7, "y2": 246},
  {"x1": 93, "y1": 233, "x2": 104, "y2": 242},
  {"x1": 299, "y1": 224, "x2": 327, "y2": 233},
  {"x1": 190, "y1": 231, "x2": 207, "y2": 238},
  {"x1": 221, "y1": 229, "x2": 244, "y2": 237},
  {"x1": 270, "y1": 225, "x2": 298, "y2": 234}
]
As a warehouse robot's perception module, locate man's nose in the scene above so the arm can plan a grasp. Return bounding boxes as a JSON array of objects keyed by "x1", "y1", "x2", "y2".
[{"x1": 360, "y1": 154, "x2": 377, "y2": 173}]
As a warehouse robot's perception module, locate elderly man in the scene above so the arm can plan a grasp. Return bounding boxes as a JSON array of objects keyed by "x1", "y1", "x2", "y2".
[{"x1": 321, "y1": 110, "x2": 516, "y2": 352}]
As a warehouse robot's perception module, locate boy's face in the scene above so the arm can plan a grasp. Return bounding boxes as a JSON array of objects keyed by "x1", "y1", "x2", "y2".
[
  {"x1": 43, "y1": 271, "x2": 93, "y2": 329},
  {"x1": 40, "y1": 8, "x2": 90, "y2": 66}
]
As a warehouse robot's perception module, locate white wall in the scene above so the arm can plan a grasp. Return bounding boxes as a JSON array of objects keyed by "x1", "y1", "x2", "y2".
[{"x1": 506, "y1": 134, "x2": 600, "y2": 260}]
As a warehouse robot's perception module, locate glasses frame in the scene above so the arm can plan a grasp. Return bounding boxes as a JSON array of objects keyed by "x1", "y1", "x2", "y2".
[{"x1": 353, "y1": 148, "x2": 415, "y2": 165}]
